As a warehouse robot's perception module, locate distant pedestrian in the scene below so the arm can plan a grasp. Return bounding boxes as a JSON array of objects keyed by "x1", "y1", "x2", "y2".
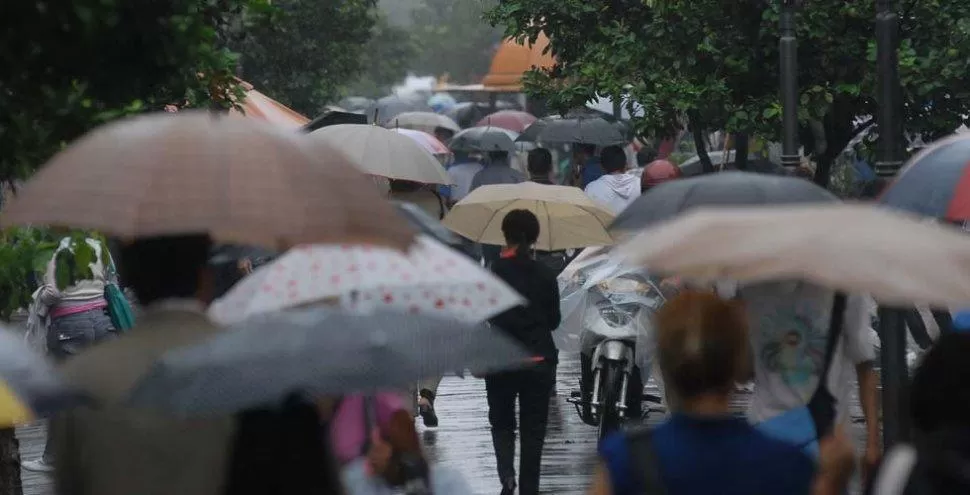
[
  {"x1": 485, "y1": 209, "x2": 561, "y2": 495},
  {"x1": 527, "y1": 148, "x2": 554, "y2": 184},
  {"x1": 470, "y1": 151, "x2": 526, "y2": 266},
  {"x1": 442, "y1": 151, "x2": 483, "y2": 204},
  {"x1": 584, "y1": 146, "x2": 641, "y2": 214}
]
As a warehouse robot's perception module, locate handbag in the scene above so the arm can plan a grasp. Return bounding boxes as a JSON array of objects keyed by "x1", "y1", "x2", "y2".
[
  {"x1": 103, "y1": 254, "x2": 135, "y2": 331},
  {"x1": 754, "y1": 292, "x2": 847, "y2": 459}
]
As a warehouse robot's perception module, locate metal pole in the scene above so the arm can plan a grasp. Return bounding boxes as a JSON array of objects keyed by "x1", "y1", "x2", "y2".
[
  {"x1": 779, "y1": 0, "x2": 800, "y2": 169},
  {"x1": 612, "y1": 98, "x2": 622, "y2": 121},
  {"x1": 875, "y1": 0, "x2": 904, "y2": 178},
  {"x1": 875, "y1": 0, "x2": 908, "y2": 449},
  {"x1": 878, "y1": 308, "x2": 910, "y2": 449}
]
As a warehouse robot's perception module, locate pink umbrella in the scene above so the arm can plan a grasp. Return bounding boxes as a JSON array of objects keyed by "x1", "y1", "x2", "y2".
[
  {"x1": 475, "y1": 110, "x2": 537, "y2": 133},
  {"x1": 390, "y1": 128, "x2": 452, "y2": 164}
]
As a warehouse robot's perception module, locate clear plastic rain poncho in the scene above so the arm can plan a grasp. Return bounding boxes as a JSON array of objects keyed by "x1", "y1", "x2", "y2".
[{"x1": 555, "y1": 247, "x2": 666, "y2": 384}]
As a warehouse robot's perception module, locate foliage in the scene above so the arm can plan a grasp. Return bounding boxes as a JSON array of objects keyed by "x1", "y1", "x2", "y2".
[
  {"x1": 233, "y1": 0, "x2": 380, "y2": 116},
  {"x1": 341, "y1": 13, "x2": 418, "y2": 98},
  {"x1": 487, "y1": 0, "x2": 970, "y2": 185},
  {"x1": 0, "y1": 0, "x2": 257, "y2": 187},
  {"x1": 409, "y1": 0, "x2": 503, "y2": 84}
]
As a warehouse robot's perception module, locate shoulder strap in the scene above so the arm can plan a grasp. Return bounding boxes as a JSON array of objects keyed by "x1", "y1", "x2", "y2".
[
  {"x1": 818, "y1": 292, "x2": 847, "y2": 387},
  {"x1": 626, "y1": 426, "x2": 668, "y2": 495}
]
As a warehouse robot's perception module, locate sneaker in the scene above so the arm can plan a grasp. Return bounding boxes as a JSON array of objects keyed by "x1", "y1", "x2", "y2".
[
  {"x1": 417, "y1": 390, "x2": 439, "y2": 428},
  {"x1": 22, "y1": 459, "x2": 55, "y2": 473}
]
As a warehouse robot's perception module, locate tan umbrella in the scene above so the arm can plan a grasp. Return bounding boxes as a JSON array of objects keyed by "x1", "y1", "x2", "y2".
[
  {"x1": 1, "y1": 111, "x2": 414, "y2": 251},
  {"x1": 384, "y1": 112, "x2": 460, "y2": 135},
  {"x1": 443, "y1": 182, "x2": 615, "y2": 251},
  {"x1": 614, "y1": 203, "x2": 970, "y2": 307},
  {"x1": 307, "y1": 124, "x2": 451, "y2": 185}
]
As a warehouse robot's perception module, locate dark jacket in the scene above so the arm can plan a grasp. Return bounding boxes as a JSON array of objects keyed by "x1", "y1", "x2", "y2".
[{"x1": 489, "y1": 254, "x2": 562, "y2": 363}]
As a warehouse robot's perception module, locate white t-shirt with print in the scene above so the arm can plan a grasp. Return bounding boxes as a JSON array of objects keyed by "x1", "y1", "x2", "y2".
[{"x1": 739, "y1": 282, "x2": 876, "y2": 425}]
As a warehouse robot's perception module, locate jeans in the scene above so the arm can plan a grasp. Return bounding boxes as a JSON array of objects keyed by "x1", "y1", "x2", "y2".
[
  {"x1": 485, "y1": 362, "x2": 555, "y2": 495},
  {"x1": 43, "y1": 307, "x2": 117, "y2": 462}
]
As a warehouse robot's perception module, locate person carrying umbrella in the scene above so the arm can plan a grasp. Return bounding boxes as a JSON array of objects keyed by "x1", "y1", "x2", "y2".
[
  {"x1": 584, "y1": 146, "x2": 641, "y2": 215},
  {"x1": 470, "y1": 151, "x2": 527, "y2": 266},
  {"x1": 484, "y1": 209, "x2": 562, "y2": 495}
]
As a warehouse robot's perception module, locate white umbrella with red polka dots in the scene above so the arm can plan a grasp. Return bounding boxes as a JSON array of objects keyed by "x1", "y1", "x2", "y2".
[{"x1": 208, "y1": 235, "x2": 524, "y2": 325}]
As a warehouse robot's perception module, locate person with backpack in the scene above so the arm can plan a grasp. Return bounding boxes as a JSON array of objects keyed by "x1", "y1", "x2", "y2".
[{"x1": 589, "y1": 291, "x2": 855, "y2": 495}]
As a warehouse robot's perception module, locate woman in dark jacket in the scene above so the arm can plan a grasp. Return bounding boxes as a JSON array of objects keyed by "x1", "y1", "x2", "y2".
[{"x1": 486, "y1": 209, "x2": 562, "y2": 495}]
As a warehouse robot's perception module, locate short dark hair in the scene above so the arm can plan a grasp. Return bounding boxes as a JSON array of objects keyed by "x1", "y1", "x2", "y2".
[
  {"x1": 527, "y1": 148, "x2": 553, "y2": 176},
  {"x1": 500, "y1": 209, "x2": 540, "y2": 249},
  {"x1": 911, "y1": 332, "x2": 970, "y2": 435},
  {"x1": 119, "y1": 235, "x2": 212, "y2": 305},
  {"x1": 600, "y1": 145, "x2": 627, "y2": 173},
  {"x1": 636, "y1": 147, "x2": 658, "y2": 167}
]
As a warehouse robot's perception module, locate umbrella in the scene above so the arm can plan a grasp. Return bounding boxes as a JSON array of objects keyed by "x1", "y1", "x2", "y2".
[
  {"x1": 0, "y1": 329, "x2": 81, "y2": 426},
  {"x1": 393, "y1": 201, "x2": 462, "y2": 245},
  {"x1": 0, "y1": 112, "x2": 414, "y2": 251},
  {"x1": 303, "y1": 110, "x2": 367, "y2": 132},
  {"x1": 368, "y1": 96, "x2": 432, "y2": 125},
  {"x1": 445, "y1": 102, "x2": 496, "y2": 129},
  {"x1": 208, "y1": 235, "x2": 523, "y2": 324},
  {"x1": 613, "y1": 204, "x2": 970, "y2": 307},
  {"x1": 389, "y1": 129, "x2": 452, "y2": 164},
  {"x1": 448, "y1": 127, "x2": 517, "y2": 153},
  {"x1": 610, "y1": 171, "x2": 837, "y2": 232},
  {"x1": 338, "y1": 97, "x2": 375, "y2": 113},
  {"x1": 519, "y1": 116, "x2": 627, "y2": 146},
  {"x1": 307, "y1": 124, "x2": 450, "y2": 185},
  {"x1": 879, "y1": 133, "x2": 970, "y2": 220},
  {"x1": 427, "y1": 93, "x2": 458, "y2": 113},
  {"x1": 384, "y1": 112, "x2": 460, "y2": 135},
  {"x1": 516, "y1": 115, "x2": 562, "y2": 142},
  {"x1": 442, "y1": 182, "x2": 615, "y2": 250},
  {"x1": 126, "y1": 308, "x2": 531, "y2": 415},
  {"x1": 475, "y1": 110, "x2": 537, "y2": 133}
]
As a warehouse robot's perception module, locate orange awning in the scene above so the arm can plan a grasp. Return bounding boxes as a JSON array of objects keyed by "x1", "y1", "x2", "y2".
[
  {"x1": 231, "y1": 80, "x2": 310, "y2": 129},
  {"x1": 481, "y1": 34, "x2": 555, "y2": 92}
]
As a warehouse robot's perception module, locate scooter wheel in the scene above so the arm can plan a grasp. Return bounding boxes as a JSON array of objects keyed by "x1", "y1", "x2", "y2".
[{"x1": 597, "y1": 362, "x2": 624, "y2": 442}]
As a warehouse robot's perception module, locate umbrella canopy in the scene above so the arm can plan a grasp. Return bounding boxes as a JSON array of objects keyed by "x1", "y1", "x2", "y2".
[
  {"x1": 443, "y1": 182, "x2": 615, "y2": 250},
  {"x1": 394, "y1": 201, "x2": 462, "y2": 245},
  {"x1": 1, "y1": 112, "x2": 414, "y2": 251},
  {"x1": 303, "y1": 110, "x2": 367, "y2": 133},
  {"x1": 0, "y1": 329, "x2": 80, "y2": 426},
  {"x1": 516, "y1": 115, "x2": 562, "y2": 142},
  {"x1": 126, "y1": 308, "x2": 531, "y2": 415},
  {"x1": 445, "y1": 102, "x2": 516, "y2": 129},
  {"x1": 367, "y1": 96, "x2": 432, "y2": 125},
  {"x1": 307, "y1": 124, "x2": 450, "y2": 185},
  {"x1": 880, "y1": 133, "x2": 970, "y2": 220},
  {"x1": 518, "y1": 116, "x2": 626, "y2": 146},
  {"x1": 384, "y1": 112, "x2": 460, "y2": 135},
  {"x1": 338, "y1": 97, "x2": 375, "y2": 113},
  {"x1": 427, "y1": 93, "x2": 458, "y2": 113},
  {"x1": 610, "y1": 171, "x2": 837, "y2": 232},
  {"x1": 475, "y1": 110, "x2": 537, "y2": 133},
  {"x1": 449, "y1": 127, "x2": 517, "y2": 153},
  {"x1": 389, "y1": 128, "x2": 452, "y2": 163},
  {"x1": 208, "y1": 235, "x2": 523, "y2": 325},
  {"x1": 230, "y1": 81, "x2": 310, "y2": 129},
  {"x1": 614, "y1": 204, "x2": 970, "y2": 307}
]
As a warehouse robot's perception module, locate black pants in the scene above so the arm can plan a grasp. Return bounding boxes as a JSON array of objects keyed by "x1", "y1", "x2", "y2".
[
  {"x1": 485, "y1": 363, "x2": 555, "y2": 495},
  {"x1": 580, "y1": 352, "x2": 643, "y2": 420}
]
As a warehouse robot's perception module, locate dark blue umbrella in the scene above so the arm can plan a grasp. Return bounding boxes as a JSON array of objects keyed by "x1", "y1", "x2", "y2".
[{"x1": 879, "y1": 134, "x2": 970, "y2": 220}]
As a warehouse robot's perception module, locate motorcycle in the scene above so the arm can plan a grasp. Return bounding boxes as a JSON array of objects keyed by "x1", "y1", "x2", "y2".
[{"x1": 557, "y1": 248, "x2": 666, "y2": 440}]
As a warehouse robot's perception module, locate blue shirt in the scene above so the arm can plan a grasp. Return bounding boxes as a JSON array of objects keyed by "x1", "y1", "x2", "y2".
[
  {"x1": 600, "y1": 413, "x2": 815, "y2": 495},
  {"x1": 582, "y1": 158, "x2": 604, "y2": 188}
]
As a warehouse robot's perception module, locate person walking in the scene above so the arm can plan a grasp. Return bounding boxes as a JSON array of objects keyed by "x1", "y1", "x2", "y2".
[
  {"x1": 584, "y1": 146, "x2": 641, "y2": 214},
  {"x1": 485, "y1": 209, "x2": 561, "y2": 495},
  {"x1": 22, "y1": 234, "x2": 118, "y2": 473}
]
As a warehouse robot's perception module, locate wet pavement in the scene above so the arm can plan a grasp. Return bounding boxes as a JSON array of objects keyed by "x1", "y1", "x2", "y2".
[{"x1": 18, "y1": 351, "x2": 865, "y2": 495}]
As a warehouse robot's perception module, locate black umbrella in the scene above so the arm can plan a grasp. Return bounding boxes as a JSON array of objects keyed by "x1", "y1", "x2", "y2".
[
  {"x1": 519, "y1": 116, "x2": 626, "y2": 146},
  {"x1": 302, "y1": 110, "x2": 367, "y2": 132},
  {"x1": 516, "y1": 115, "x2": 562, "y2": 142},
  {"x1": 367, "y1": 96, "x2": 432, "y2": 125},
  {"x1": 125, "y1": 308, "x2": 530, "y2": 415},
  {"x1": 446, "y1": 102, "x2": 492, "y2": 129},
  {"x1": 448, "y1": 127, "x2": 517, "y2": 153},
  {"x1": 610, "y1": 171, "x2": 838, "y2": 231}
]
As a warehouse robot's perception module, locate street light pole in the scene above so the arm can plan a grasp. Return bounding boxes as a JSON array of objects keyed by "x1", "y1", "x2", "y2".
[
  {"x1": 875, "y1": 0, "x2": 909, "y2": 450},
  {"x1": 779, "y1": 0, "x2": 801, "y2": 169}
]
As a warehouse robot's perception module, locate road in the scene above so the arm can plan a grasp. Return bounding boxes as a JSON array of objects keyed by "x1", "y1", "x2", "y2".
[{"x1": 17, "y1": 352, "x2": 865, "y2": 495}]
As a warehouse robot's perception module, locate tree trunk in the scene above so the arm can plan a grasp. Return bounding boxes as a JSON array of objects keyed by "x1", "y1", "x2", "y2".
[
  {"x1": 0, "y1": 428, "x2": 23, "y2": 495},
  {"x1": 688, "y1": 114, "x2": 714, "y2": 174},
  {"x1": 734, "y1": 133, "x2": 750, "y2": 170}
]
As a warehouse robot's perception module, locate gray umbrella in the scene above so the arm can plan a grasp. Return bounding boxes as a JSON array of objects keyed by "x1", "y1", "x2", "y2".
[
  {"x1": 126, "y1": 308, "x2": 530, "y2": 415},
  {"x1": 610, "y1": 171, "x2": 838, "y2": 231},
  {"x1": 367, "y1": 96, "x2": 432, "y2": 125},
  {"x1": 523, "y1": 116, "x2": 627, "y2": 146},
  {"x1": 448, "y1": 127, "x2": 517, "y2": 153}
]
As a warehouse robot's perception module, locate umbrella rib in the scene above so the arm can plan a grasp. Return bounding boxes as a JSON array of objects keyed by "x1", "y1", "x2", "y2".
[{"x1": 541, "y1": 199, "x2": 552, "y2": 251}]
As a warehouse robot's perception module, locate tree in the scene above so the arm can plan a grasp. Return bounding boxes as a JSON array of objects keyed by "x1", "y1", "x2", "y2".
[
  {"x1": 487, "y1": 0, "x2": 970, "y2": 186},
  {"x1": 410, "y1": 0, "x2": 503, "y2": 83},
  {"x1": 233, "y1": 0, "x2": 380, "y2": 116},
  {"x1": 341, "y1": 13, "x2": 418, "y2": 98}
]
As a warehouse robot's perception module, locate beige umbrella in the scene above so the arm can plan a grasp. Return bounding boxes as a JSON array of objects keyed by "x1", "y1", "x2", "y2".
[
  {"x1": 1, "y1": 111, "x2": 414, "y2": 251},
  {"x1": 384, "y1": 112, "x2": 460, "y2": 135},
  {"x1": 613, "y1": 203, "x2": 970, "y2": 307},
  {"x1": 307, "y1": 124, "x2": 451, "y2": 185},
  {"x1": 443, "y1": 182, "x2": 615, "y2": 251}
]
